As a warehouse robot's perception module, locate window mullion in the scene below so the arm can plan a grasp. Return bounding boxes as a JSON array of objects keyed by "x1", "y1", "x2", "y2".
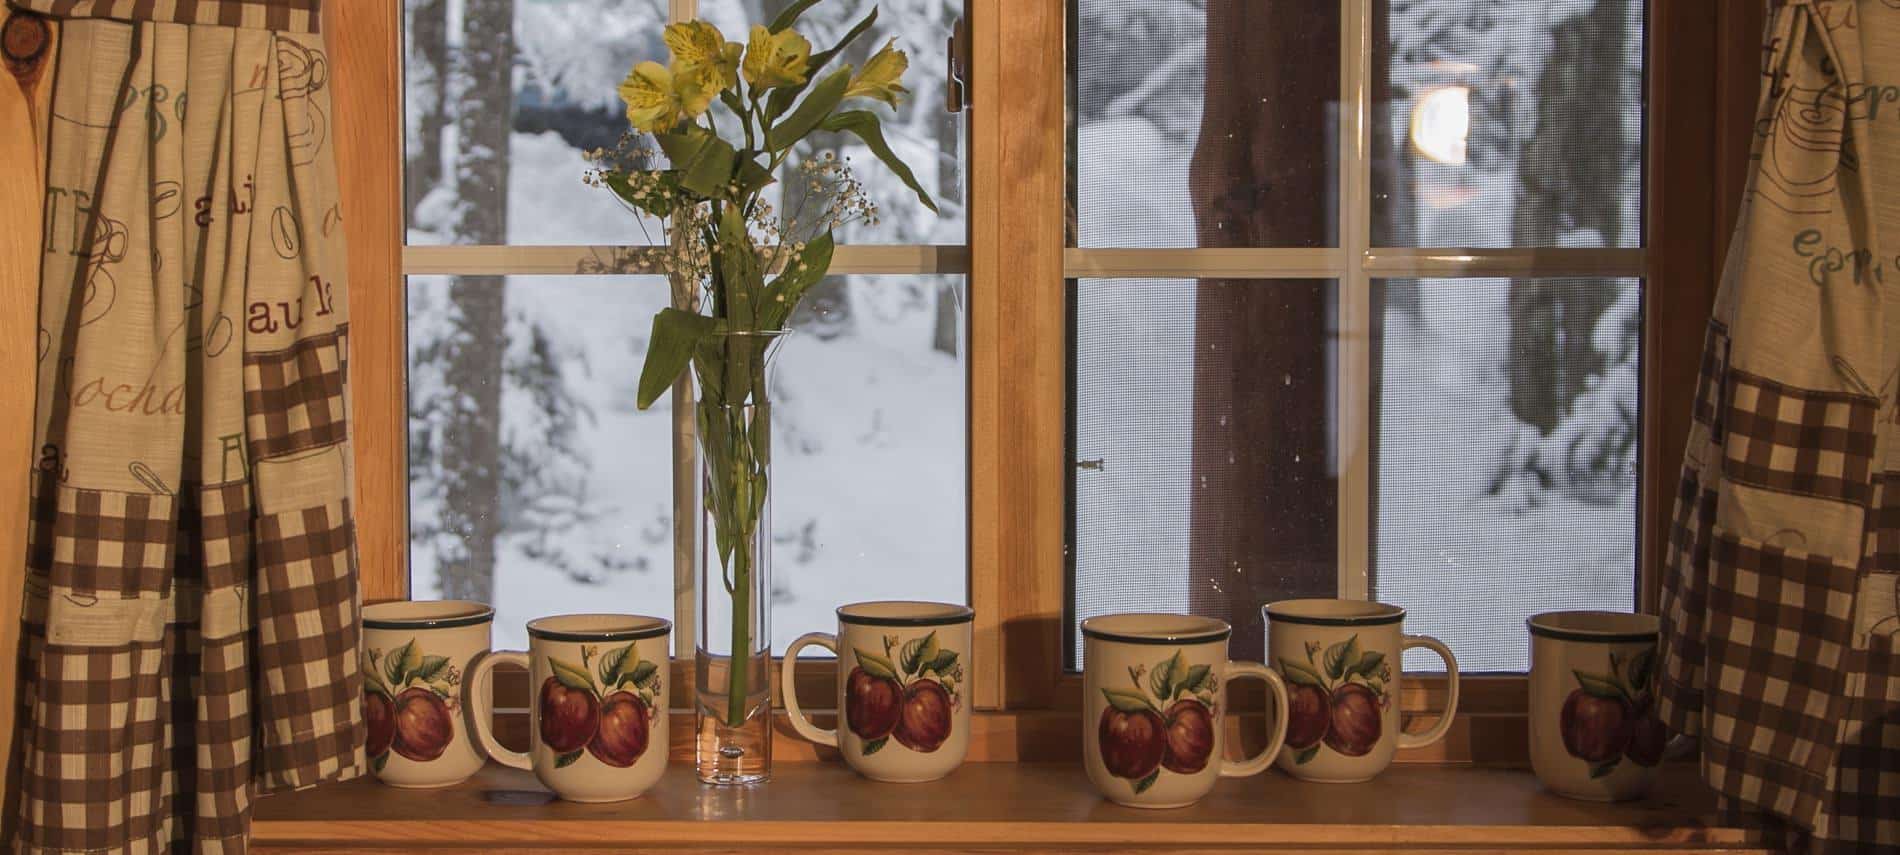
[{"x1": 1338, "y1": 0, "x2": 1373, "y2": 602}]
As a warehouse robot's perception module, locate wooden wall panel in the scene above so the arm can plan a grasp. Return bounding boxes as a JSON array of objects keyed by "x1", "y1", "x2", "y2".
[{"x1": 325, "y1": 1, "x2": 408, "y2": 601}]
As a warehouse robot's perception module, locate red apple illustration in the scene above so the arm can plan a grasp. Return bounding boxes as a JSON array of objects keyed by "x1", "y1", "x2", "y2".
[
  {"x1": 893, "y1": 679, "x2": 954, "y2": 752},
  {"x1": 1284, "y1": 683, "x2": 1330, "y2": 750},
  {"x1": 1560, "y1": 689, "x2": 1632, "y2": 764},
  {"x1": 1324, "y1": 682, "x2": 1382, "y2": 757},
  {"x1": 1161, "y1": 698, "x2": 1215, "y2": 774},
  {"x1": 391, "y1": 687, "x2": 454, "y2": 762},
  {"x1": 364, "y1": 691, "x2": 395, "y2": 758},
  {"x1": 587, "y1": 691, "x2": 652, "y2": 768},
  {"x1": 1098, "y1": 705, "x2": 1167, "y2": 780},
  {"x1": 1625, "y1": 694, "x2": 1666, "y2": 767},
  {"x1": 538, "y1": 676, "x2": 601, "y2": 754},
  {"x1": 845, "y1": 666, "x2": 903, "y2": 742}
]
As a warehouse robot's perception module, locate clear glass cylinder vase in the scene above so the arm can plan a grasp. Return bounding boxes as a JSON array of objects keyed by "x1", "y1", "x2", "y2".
[{"x1": 692, "y1": 333, "x2": 781, "y2": 785}]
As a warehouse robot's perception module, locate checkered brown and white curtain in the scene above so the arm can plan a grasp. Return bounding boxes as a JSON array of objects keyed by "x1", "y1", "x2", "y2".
[
  {"x1": 1659, "y1": 2, "x2": 1899, "y2": 852},
  {"x1": 12, "y1": 1, "x2": 363, "y2": 851}
]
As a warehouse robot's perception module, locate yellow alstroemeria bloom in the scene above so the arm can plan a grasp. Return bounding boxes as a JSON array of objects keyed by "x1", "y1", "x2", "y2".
[
  {"x1": 845, "y1": 39, "x2": 909, "y2": 106},
  {"x1": 672, "y1": 61, "x2": 718, "y2": 119},
  {"x1": 619, "y1": 61, "x2": 684, "y2": 133},
  {"x1": 664, "y1": 20, "x2": 741, "y2": 94},
  {"x1": 742, "y1": 25, "x2": 811, "y2": 89}
]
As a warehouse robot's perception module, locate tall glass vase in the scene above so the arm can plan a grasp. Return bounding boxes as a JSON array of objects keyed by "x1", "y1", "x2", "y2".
[{"x1": 693, "y1": 332, "x2": 781, "y2": 785}]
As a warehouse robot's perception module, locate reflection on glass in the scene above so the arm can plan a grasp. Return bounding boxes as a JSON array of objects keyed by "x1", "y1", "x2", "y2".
[
  {"x1": 1071, "y1": 279, "x2": 1338, "y2": 667},
  {"x1": 407, "y1": 275, "x2": 967, "y2": 651},
  {"x1": 1071, "y1": 1, "x2": 1339, "y2": 248},
  {"x1": 1372, "y1": 0, "x2": 1643, "y2": 247},
  {"x1": 1371, "y1": 278, "x2": 1639, "y2": 672},
  {"x1": 403, "y1": 0, "x2": 963, "y2": 246}
]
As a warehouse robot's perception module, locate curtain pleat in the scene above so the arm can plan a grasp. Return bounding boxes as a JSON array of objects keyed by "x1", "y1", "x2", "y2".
[{"x1": 17, "y1": 5, "x2": 360, "y2": 852}]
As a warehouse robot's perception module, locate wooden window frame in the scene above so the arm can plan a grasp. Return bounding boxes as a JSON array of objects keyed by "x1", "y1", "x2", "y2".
[{"x1": 309, "y1": 0, "x2": 1763, "y2": 742}]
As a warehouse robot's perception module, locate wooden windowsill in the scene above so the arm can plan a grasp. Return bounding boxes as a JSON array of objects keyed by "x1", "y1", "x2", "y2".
[{"x1": 254, "y1": 762, "x2": 1763, "y2": 853}]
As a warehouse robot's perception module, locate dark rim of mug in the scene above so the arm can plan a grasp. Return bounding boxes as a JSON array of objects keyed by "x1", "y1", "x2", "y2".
[
  {"x1": 1526, "y1": 616, "x2": 1659, "y2": 644},
  {"x1": 363, "y1": 603, "x2": 495, "y2": 631},
  {"x1": 1080, "y1": 620, "x2": 1231, "y2": 646},
  {"x1": 837, "y1": 602, "x2": 976, "y2": 627},
  {"x1": 528, "y1": 617, "x2": 672, "y2": 643},
  {"x1": 1262, "y1": 602, "x2": 1407, "y2": 628}
]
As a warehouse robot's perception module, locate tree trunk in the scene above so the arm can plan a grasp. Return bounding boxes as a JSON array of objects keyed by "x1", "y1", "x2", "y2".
[
  {"x1": 404, "y1": 0, "x2": 450, "y2": 222},
  {"x1": 438, "y1": 0, "x2": 515, "y2": 603}
]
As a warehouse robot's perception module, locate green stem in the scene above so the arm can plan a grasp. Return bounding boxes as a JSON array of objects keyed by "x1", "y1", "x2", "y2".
[{"x1": 726, "y1": 536, "x2": 751, "y2": 726}]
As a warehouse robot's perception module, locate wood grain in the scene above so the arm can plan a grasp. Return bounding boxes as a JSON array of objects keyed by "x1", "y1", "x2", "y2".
[
  {"x1": 0, "y1": 8, "x2": 56, "y2": 832},
  {"x1": 324, "y1": 0, "x2": 407, "y2": 600},
  {"x1": 968, "y1": 0, "x2": 1066, "y2": 710},
  {"x1": 253, "y1": 762, "x2": 1761, "y2": 852}
]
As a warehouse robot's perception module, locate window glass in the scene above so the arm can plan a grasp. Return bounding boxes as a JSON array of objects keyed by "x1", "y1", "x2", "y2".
[
  {"x1": 1071, "y1": 0, "x2": 1340, "y2": 248},
  {"x1": 1371, "y1": 277, "x2": 1639, "y2": 671},
  {"x1": 1371, "y1": 0, "x2": 1644, "y2": 248}
]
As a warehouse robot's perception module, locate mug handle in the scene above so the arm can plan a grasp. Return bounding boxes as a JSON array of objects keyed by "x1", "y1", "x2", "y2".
[
  {"x1": 1397, "y1": 634, "x2": 1460, "y2": 750},
  {"x1": 1219, "y1": 661, "x2": 1289, "y2": 778},
  {"x1": 781, "y1": 632, "x2": 839, "y2": 748},
  {"x1": 466, "y1": 650, "x2": 532, "y2": 770}
]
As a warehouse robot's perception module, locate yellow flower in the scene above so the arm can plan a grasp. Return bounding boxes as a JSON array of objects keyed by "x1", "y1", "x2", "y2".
[
  {"x1": 673, "y1": 61, "x2": 718, "y2": 119},
  {"x1": 619, "y1": 61, "x2": 685, "y2": 133},
  {"x1": 665, "y1": 20, "x2": 741, "y2": 94},
  {"x1": 845, "y1": 39, "x2": 909, "y2": 106},
  {"x1": 742, "y1": 25, "x2": 811, "y2": 89}
]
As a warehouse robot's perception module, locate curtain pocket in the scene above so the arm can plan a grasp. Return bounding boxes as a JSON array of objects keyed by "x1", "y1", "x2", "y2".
[{"x1": 249, "y1": 499, "x2": 362, "y2": 792}]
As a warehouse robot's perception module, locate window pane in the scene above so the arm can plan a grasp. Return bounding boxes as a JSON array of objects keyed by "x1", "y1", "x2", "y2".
[
  {"x1": 1071, "y1": 1, "x2": 1340, "y2": 248},
  {"x1": 1371, "y1": 1, "x2": 1644, "y2": 248},
  {"x1": 1371, "y1": 277, "x2": 1639, "y2": 672},
  {"x1": 1070, "y1": 279, "x2": 1339, "y2": 667},
  {"x1": 408, "y1": 275, "x2": 967, "y2": 652},
  {"x1": 405, "y1": 0, "x2": 964, "y2": 246}
]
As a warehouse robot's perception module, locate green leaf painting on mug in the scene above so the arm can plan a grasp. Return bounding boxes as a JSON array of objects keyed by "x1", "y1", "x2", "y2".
[{"x1": 550, "y1": 657, "x2": 597, "y2": 693}]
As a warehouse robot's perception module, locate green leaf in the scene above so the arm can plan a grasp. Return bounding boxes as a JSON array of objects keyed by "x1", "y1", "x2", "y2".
[
  {"x1": 855, "y1": 648, "x2": 897, "y2": 680},
  {"x1": 637, "y1": 308, "x2": 718, "y2": 410},
  {"x1": 766, "y1": 67, "x2": 851, "y2": 152},
  {"x1": 602, "y1": 170, "x2": 679, "y2": 218},
  {"x1": 862, "y1": 735, "x2": 888, "y2": 756},
  {"x1": 363, "y1": 669, "x2": 392, "y2": 700},
  {"x1": 1101, "y1": 687, "x2": 1154, "y2": 714},
  {"x1": 1179, "y1": 664, "x2": 1212, "y2": 695},
  {"x1": 767, "y1": 0, "x2": 822, "y2": 32},
  {"x1": 760, "y1": 232, "x2": 834, "y2": 330},
  {"x1": 550, "y1": 656, "x2": 596, "y2": 693},
  {"x1": 1149, "y1": 650, "x2": 1184, "y2": 700},
  {"x1": 1133, "y1": 769, "x2": 1160, "y2": 795},
  {"x1": 1279, "y1": 658, "x2": 1326, "y2": 688},
  {"x1": 1588, "y1": 759, "x2": 1620, "y2": 779},
  {"x1": 414, "y1": 655, "x2": 451, "y2": 682},
  {"x1": 925, "y1": 649, "x2": 959, "y2": 675},
  {"x1": 900, "y1": 631, "x2": 940, "y2": 676},
  {"x1": 1573, "y1": 670, "x2": 1626, "y2": 700},
  {"x1": 735, "y1": 157, "x2": 775, "y2": 199},
  {"x1": 1324, "y1": 635, "x2": 1361, "y2": 682},
  {"x1": 819, "y1": 110, "x2": 939, "y2": 213},
  {"x1": 1626, "y1": 647, "x2": 1656, "y2": 692},
  {"x1": 627, "y1": 659, "x2": 661, "y2": 689},
  {"x1": 1351, "y1": 650, "x2": 1386, "y2": 679},
  {"x1": 654, "y1": 126, "x2": 737, "y2": 198},
  {"x1": 554, "y1": 749, "x2": 584, "y2": 769},
  {"x1": 765, "y1": 7, "x2": 879, "y2": 121},
  {"x1": 599, "y1": 642, "x2": 637, "y2": 686},
  {"x1": 372, "y1": 752, "x2": 388, "y2": 772},
  {"x1": 386, "y1": 639, "x2": 420, "y2": 686},
  {"x1": 1294, "y1": 743, "x2": 1321, "y2": 765}
]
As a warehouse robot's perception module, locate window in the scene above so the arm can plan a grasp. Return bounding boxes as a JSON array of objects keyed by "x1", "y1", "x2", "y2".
[
  {"x1": 1069, "y1": 0, "x2": 1645, "y2": 670},
  {"x1": 400, "y1": 0, "x2": 970, "y2": 651}
]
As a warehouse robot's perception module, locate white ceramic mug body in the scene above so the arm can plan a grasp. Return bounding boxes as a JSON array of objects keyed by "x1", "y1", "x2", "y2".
[
  {"x1": 1528, "y1": 611, "x2": 1665, "y2": 802},
  {"x1": 784, "y1": 601, "x2": 973, "y2": 782},
  {"x1": 1081, "y1": 614, "x2": 1288, "y2": 809},
  {"x1": 469, "y1": 614, "x2": 671, "y2": 803},
  {"x1": 1264, "y1": 599, "x2": 1459, "y2": 783},
  {"x1": 363, "y1": 600, "x2": 493, "y2": 788}
]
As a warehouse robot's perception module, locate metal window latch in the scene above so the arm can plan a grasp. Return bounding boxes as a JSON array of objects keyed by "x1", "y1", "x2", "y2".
[
  {"x1": 946, "y1": 16, "x2": 970, "y2": 113},
  {"x1": 1075, "y1": 458, "x2": 1106, "y2": 472}
]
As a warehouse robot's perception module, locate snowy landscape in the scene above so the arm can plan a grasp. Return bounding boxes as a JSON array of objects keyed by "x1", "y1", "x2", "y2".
[{"x1": 405, "y1": 0, "x2": 1642, "y2": 671}]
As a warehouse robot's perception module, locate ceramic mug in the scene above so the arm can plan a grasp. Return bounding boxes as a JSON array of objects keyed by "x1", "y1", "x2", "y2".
[
  {"x1": 1264, "y1": 599, "x2": 1458, "y2": 782},
  {"x1": 468, "y1": 614, "x2": 670, "y2": 802},
  {"x1": 1081, "y1": 614, "x2": 1290, "y2": 808},
  {"x1": 1528, "y1": 611, "x2": 1668, "y2": 801},
  {"x1": 362, "y1": 600, "x2": 494, "y2": 788},
  {"x1": 782, "y1": 601, "x2": 974, "y2": 782}
]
